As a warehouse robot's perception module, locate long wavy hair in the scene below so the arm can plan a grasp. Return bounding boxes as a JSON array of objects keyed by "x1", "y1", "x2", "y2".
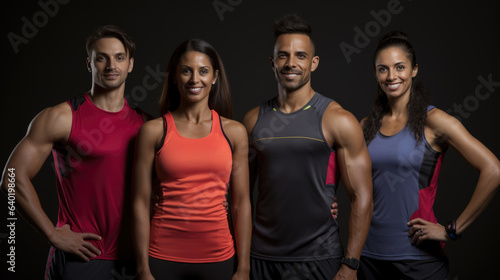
[
  {"x1": 363, "y1": 31, "x2": 431, "y2": 145},
  {"x1": 159, "y1": 39, "x2": 233, "y2": 118}
]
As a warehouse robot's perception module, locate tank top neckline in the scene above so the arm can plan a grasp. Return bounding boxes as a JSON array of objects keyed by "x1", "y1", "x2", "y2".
[
  {"x1": 83, "y1": 92, "x2": 128, "y2": 115},
  {"x1": 377, "y1": 124, "x2": 408, "y2": 138},
  {"x1": 271, "y1": 92, "x2": 319, "y2": 116},
  {"x1": 167, "y1": 109, "x2": 217, "y2": 140}
]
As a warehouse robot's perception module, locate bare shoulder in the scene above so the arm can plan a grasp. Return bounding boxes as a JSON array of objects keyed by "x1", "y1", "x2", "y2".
[
  {"x1": 324, "y1": 101, "x2": 360, "y2": 129},
  {"x1": 27, "y1": 102, "x2": 73, "y2": 143},
  {"x1": 138, "y1": 117, "x2": 163, "y2": 137},
  {"x1": 323, "y1": 101, "x2": 364, "y2": 147},
  {"x1": 221, "y1": 117, "x2": 248, "y2": 141},
  {"x1": 242, "y1": 105, "x2": 260, "y2": 136},
  {"x1": 426, "y1": 107, "x2": 462, "y2": 136}
]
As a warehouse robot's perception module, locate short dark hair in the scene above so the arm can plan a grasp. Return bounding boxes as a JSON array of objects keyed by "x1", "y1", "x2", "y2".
[
  {"x1": 86, "y1": 25, "x2": 135, "y2": 58},
  {"x1": 273, "y1": 13, "x2": 315, "y2": 53}
]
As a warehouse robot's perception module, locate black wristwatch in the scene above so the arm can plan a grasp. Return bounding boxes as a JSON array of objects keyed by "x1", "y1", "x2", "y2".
[
  {"x1": 341, "y1": 257, "x2": 360, "y2": 270},
  {"x1": 445, "y1": 219, "x2": 462, "y2": 241}
]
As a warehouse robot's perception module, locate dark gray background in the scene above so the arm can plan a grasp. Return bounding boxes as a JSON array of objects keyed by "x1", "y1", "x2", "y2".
[{"x1": 1, "y1": 0, "x2": 499, "y2": 279}]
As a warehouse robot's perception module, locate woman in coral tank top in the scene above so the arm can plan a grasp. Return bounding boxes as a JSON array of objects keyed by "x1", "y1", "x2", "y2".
[{"x1": 132, "y1": 39, "x2": 251, "y2": 280}]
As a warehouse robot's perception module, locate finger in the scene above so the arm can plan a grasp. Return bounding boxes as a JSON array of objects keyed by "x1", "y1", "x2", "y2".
[
  {"x1": 408, "y1": 226, "x2": 417, "y2": 236},
  {"x1": 408, "y1": 218, "x2": 426, "y2": 226},
  {"x1": 412, "y1": 229, "x2": 425, "y2": 244},
  {"x1": 82, "y1": 241, "x2": 102, "y2": 256},
  {"x1": 79, "y1": 246, "x2": 98, "y2": 259},
  {"x1": 80, "y1": 232, "x2": 102, "y2": 241},
  {"x1": 416, "y1": 231, "x2": 426, "y2": 246},
  {"x1": 74, "y1": 250, "x2": 90, "y2": 262}
]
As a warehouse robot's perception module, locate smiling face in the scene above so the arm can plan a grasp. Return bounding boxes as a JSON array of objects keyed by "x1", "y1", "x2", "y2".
[
  {"x1": 175, "y1": 51, "x2": 218, "y2": 105},
  {"x1": 375, "y1": 46, "x2": 418, "y2": 100},
  {"x1": 271, "y1": 33, "x2": 319, "y2": 92},
  {"x1": 87, "y1": 38, "x2": 134, "y2": 90}
]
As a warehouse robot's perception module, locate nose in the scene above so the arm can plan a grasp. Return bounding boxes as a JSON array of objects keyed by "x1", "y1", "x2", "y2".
[
  {"x1": 285, "y1": 55, "x2": 297, "y2": 69},
  {"x1": 190, "y1": 72, "x2": 200, "y2": 84},
  {"x1": 387, "y1": 68, "x2": 396, "y2": 81},
  {"x1": 106, "y1": 59, "x2": 116, "y2": 71}
]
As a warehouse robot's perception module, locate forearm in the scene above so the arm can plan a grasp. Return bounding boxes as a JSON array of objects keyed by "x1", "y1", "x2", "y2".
[
  {"x1": 2, "y1": 175, "x2": 57, "y2": 243},
  {"x1": 232, "y1": 199, "x2": 252, "y2": 272},
  {"x1": 345, "y1": 191, "x2": 373, "y2": 259},
  {"x1": 133, "y1": 199, "x2": 152, "y2": 274},
  {"x1": 455, "y1": 168, "x2": 500, "y2": 234}
]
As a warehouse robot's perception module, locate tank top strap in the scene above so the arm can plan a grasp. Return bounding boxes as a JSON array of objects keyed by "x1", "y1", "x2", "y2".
[
  {"x1": 311, "y1": 93, "x2": 334, "y2": 116},
  {"x1": 210, "y1": 109, "x2": 222, "y2": 134}
]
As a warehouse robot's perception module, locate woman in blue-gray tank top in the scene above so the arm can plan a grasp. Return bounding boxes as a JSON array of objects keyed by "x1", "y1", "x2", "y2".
[{"x1": 349, "y1": 31, "x2": 500, "y2": 279}]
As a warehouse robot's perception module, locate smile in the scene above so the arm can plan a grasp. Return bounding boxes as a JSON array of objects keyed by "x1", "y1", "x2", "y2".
[
  {"x1": 282, "y1": 73, "x2": 300, "y2": 79},
  {"x1": 187, "y1": 87, "x2": 203, "y2": 93},
  {"x1": 386, "y1": 83, "x2": 402, "y2": 90}
]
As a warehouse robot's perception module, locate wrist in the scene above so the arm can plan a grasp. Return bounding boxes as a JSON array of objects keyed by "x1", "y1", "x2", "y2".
[
  {"x1": 236, "y1": 263, "x2": 251, "y2": 274},
  {"x1": 445, "y1": 219, "x2": 462, "y2": 241},
  {"x1": 341, "y1": 257, "x2": 360, "y2": 270}
]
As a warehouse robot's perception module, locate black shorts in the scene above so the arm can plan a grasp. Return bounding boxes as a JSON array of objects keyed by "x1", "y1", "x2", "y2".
[
  {"x1": 250, "y1": 257, "x2": 341, "y2": 280},
  {"x1": 149, "y1": 255, "x2": 236, "y2": 280},
  {"x1": 44, "y1": 246, "x2": 136, "y2": 280},
  {"x1": 358, "y1": 255, "x2": 449, "y2": 280}
]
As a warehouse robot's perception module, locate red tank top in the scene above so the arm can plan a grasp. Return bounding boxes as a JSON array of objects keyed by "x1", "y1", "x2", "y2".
[
  {"x1": 52, "y1": 93, "x2": 144, "y2": 260},
  {"x1": 149, "y1": 110, "x2": 235, "y2": 263}
]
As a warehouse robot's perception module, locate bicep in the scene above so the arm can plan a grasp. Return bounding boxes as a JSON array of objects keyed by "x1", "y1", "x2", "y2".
[
  {"x1": 438, "y1": 116, "x2": 499, "y2": 171},
  {"x1": 6, "y1": 110, "x2": 66, "y2": 179},
  {"x1": 332, "y1": 115, "x2": 372, "y2": 197},
  {"x1": 226, "y1": 123, "x2": 250, "y2": 203},
  {"x1": 132, "y1": 124, "x2": 160, "y2": 201}
]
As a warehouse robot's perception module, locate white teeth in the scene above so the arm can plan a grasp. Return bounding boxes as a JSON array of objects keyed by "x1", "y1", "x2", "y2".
[
  {"x1": 387, "y1": 83, "x2": 401, "y2": 89},
  {"x1": 188, "y1": 87, "x2": 202, "y2": 93}
]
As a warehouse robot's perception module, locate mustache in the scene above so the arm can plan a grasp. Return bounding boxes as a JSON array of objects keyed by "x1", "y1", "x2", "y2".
[{"x1": 280, "y1": 70, "x2": 302, "y2": 75}]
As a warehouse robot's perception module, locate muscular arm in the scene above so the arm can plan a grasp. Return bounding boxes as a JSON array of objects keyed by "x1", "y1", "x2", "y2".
[
  {"x1": 0, "y1": 103, "x2": 101, "y2": 261},
  {"x1": 132, "y1": 118, "x2": 163, "y2": 280},
  {"x1": 408, "y1": 109, "x2": 500, "y2": 244},
  {"x1": 325, "y1": 105, "x2": 373, "y2": 279},
  {"x1": 223, "y1": 119, "x2": 252, "y2": 279}
]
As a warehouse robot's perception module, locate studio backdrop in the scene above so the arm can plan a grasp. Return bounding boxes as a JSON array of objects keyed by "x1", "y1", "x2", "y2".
[{"x1": 1, "y1": 1, "x2": 499, "y2": 279}]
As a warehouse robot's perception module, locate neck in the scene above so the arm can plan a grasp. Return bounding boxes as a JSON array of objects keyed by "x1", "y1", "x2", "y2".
[
  {"x1": 277, "y1": 84, "x2": 316, "y2": 113},
  {"x1": 175, "y1": 101, "x2": 212, "y2": 124},
  {"x1": 88, "y1": 84, "x2": 126, "y2": 112},
  {"x1": 387, "y1": 93, "x2": 410, "y2": 120}
]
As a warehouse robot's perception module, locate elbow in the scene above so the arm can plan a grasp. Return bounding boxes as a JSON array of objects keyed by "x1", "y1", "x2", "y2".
[{"x1": 491, "y1": 162, "x2": 500, "y2": 189}]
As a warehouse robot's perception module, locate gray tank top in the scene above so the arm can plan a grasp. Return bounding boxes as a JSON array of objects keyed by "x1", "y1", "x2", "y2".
[{"x1": 250, "y1": 92, "x2": 344, "y2": 261}]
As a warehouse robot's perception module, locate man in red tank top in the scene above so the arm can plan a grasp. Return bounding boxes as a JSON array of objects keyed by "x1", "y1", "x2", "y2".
[{"x1": 0, "y1": 25, "x2": 148, "y2": 280}]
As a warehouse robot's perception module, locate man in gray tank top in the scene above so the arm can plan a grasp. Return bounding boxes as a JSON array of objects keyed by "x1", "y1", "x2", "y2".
[{"x1": 242, "y1": 14, "x2": 373, "y2": 280}]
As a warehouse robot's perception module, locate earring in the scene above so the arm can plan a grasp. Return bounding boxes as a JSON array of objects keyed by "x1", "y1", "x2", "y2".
[{"x1": 212, "y1": 81, "x2": 215, "y2": 84}]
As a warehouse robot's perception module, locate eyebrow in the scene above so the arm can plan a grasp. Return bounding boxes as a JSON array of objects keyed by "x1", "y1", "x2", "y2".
[
  {"x1": 181, "y1": 65, "x2": 211, "y2": 69},
  {"x1": 95, "y1": 52, "x2": 127, "y2": 57},
  {"x1": 376, "y1": 61, "x2": 406, "y2": 67}
]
